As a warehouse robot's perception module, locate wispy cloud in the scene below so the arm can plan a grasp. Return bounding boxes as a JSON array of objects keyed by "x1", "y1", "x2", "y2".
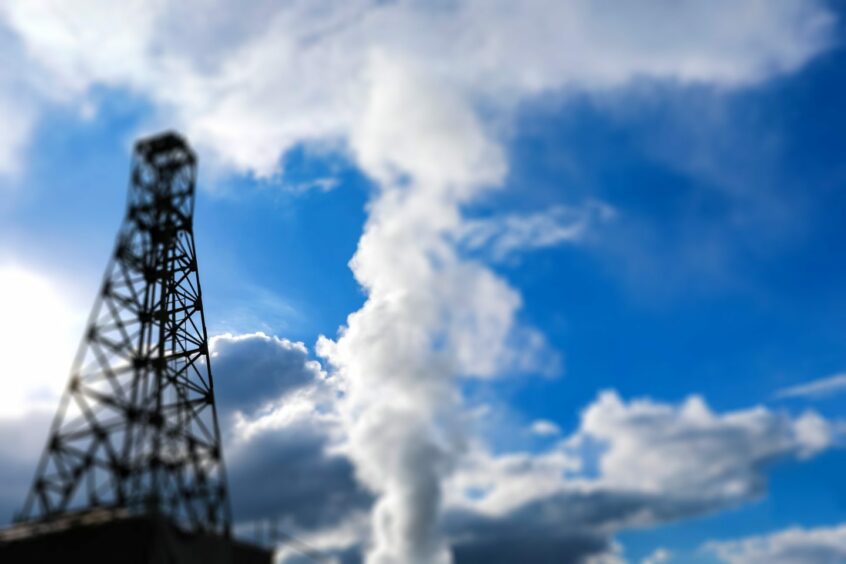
[
  {"x1": 284, "y1": 177, "x2": 340, "y2": 195},
  {"x1": 530, "y1": 419, "x2": 562, "y2": 437},
  {"x1": 707, "y1": 523, "x2": 846, "y2": 564},
  {"x1": 775, "y1": 373, "x2": 846, "y2": 400},
  {"x1": 642, "y1": 548, "x2": 672, "y2": 564},
  {"x1": 459, "y1": 201, "x2": 615, "y2": 261}
]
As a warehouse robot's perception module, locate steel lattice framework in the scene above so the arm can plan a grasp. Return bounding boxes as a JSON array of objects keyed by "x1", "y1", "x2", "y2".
[{"x1": 19, "y1": 132, "x2": 231, "y2": 535}]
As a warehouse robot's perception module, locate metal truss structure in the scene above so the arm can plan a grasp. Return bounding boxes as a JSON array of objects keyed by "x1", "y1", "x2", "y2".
[{"x1": 18, "y1": 132, "x2": 231, "y2": 535}]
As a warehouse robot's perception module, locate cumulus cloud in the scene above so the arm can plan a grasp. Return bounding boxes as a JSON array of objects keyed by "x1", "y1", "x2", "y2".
[
  {"x1": 202, "y1": 330, "x2": 845, "y2": 562},
  {"x1": 0, "y1": 328, "x2": 363, "y2": 548},
  {"x1": 575, "y1": 392, "x2": 831, "y2": 495},
  {"x1": 0, "y1": 2, "x2": 838, "y2": 563},
  {"x1": 206, "y1": 331, "x2": 369, "y2": 535},
  {"x1": 453, "y1": 392, "x2": 833, "y2": 517},
  {"x1": 442, "y1": 392, "x2": 836, "y2": 563},
  {"x1": 208, "y1": 354, "x2": 842, "y2": 564},
  {"x1": 225, "y1": 404, "x2": 370, "y2": 532},
  {"x1": 707, "y1": 523, "x2": 846, "y2": 564},
  {"x1": 20, "y1": 325, "x2": 828, "y2": 564},
  {"x1": 210, "y1": 332, "x2": 327, "y2": 416},
  {"x1": 0, "y1": 262, "x2": 83, "y2": 416},
  {"x1": 21, "y1": 325, "x2": 836, "y2": 564}
]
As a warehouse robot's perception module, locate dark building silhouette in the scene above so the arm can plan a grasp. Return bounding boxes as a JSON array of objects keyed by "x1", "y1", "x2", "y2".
[{"x1": 0, "y1": 133, "x2": 272, "y2": 563}]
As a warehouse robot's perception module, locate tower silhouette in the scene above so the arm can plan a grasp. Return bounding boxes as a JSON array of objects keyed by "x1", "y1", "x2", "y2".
[{"x1": 19, "y1": 133, "x2": 231, "y2": 535}]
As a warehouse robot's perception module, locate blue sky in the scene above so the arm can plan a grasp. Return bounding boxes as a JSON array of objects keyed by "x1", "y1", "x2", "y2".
[{"x1": 1, "y1": 1, "x2": 846, "y2": 563}]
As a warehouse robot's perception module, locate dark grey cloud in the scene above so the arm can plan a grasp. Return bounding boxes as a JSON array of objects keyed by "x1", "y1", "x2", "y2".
[
  {"x1": 446, "y1": 490, "x2": 702, "y2": 564},
  {"x1": 208, "y1": 331, "x2": 371, "y2": 533},
  {"x1": 453, "y1": 531, "x2": 609, "y2": 564},
  {"x1": 1, "y1": 333, "x2": 839, "y2": 564},
  {"x1": 211, "y1": 332, "x2": 325, "y2": 416},
  {"x1": 226, "y1": 419, "x2": 371, "y2": 530},
  {"x1": 281, "y1": 545, "x2": 363, "y2": 564},
  {"x1": 0, "y1": 410, "x2": 53, "y2": 525},
  {"x1": 444, "y1": 486, "x2": 755, "y2": 563}
]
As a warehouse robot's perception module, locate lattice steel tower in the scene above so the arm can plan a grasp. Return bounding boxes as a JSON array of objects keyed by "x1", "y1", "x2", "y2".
[{"x1": 19, "y1": 132, "x2": 231, "y2": 535}]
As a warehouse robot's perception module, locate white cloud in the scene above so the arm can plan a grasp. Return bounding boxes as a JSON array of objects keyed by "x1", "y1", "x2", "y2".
[
  {"x1": 642, "y1": 548, "x2": 671, "y2": 564},
  {"x1": 0, "y1": 91, "x2": 35, "y2": 177},
  {"x1": 441, "y1": 391, "x2": 838, "y2": 562},
  {"x1": 0, "y1": 26, "x2": 38, "y2": 178},
  {"x1": 531, "y1": 420, "x2": 562, "y2": 437},
  {"x1": 0, "y1": 0, "x2": 835, "y2": 179},
  {"x1": 708, "y1": 523, "x2": 846, "y2": 564},
  {"x1": 0, "y1": 263, "x2": 84, "y2": 520},
  {"x1": 285, "y1": 177, "x2": 340, "y2": 195},
  {"x1": 450, "y1": 392, "x2": 833, "y2": 520},
  {"x1": 316, "y1": 49, "x2": 550, "y2": 564},
  {"x1": 0, "y1": 262, "x2": 83, "y2": 416},
  {"x1": 459, "y1": 201, "x2": 615, "y2": 261},
  {"x1": 210, "y1": 332, "x2": 327, "y2": 416},
  {"x1": 776, "y1": 373, "x2": 846, "y2": 400},
  {"x1": 576, "y1": 391, "x2": 831, "y2": 496}
]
